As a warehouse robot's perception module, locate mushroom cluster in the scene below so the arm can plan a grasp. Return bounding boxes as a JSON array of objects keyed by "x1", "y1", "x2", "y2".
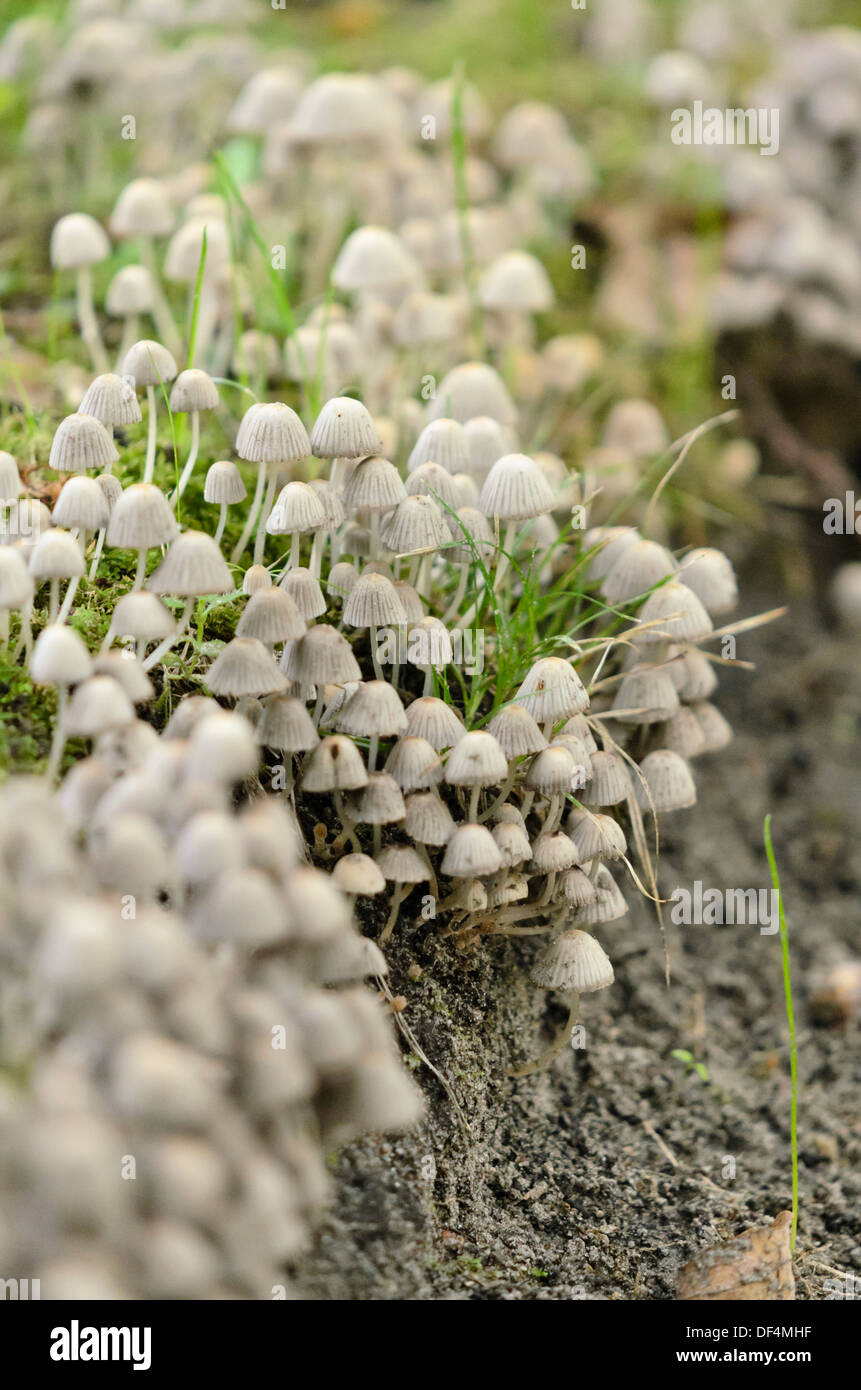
[
  {"x1": 0, "y1": 7, "x2": 759, "y2": 1285},
  {"x1": 0, "y1": 724, "x2": 422, "y2": 1299}
]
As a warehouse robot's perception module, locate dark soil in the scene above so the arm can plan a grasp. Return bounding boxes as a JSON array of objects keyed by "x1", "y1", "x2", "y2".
[{"x1": 298, "y1": 555, "x2": 861, "y2": 1301}]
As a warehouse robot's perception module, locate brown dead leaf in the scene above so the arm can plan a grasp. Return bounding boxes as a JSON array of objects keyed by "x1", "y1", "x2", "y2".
[{"x1": 677, "y1": 1212, "x2": 795, "y2": 1301}]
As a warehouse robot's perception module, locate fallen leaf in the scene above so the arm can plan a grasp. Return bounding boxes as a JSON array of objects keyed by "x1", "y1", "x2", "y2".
[{"x1": 677, "y1": 1211, "x2": 795, "y2": 1301}]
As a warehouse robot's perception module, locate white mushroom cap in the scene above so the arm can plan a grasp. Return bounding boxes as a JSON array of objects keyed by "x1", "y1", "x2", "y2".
[
  {"x1": 310, "y1": 396, "x2": 383, "y2": 459},
  {"x1": 407, "y1": 417, "x2": 470, "y2": 475},
  {"x1": 488, "y1": 704, "x2": 548, "y2": 757},
  {"x1": 601, "y1": 399, "x2": 669, "y2": 458},
  {"x1": 463, "y1": 415, "x2": 509, "y2": 475},
  {"x1": 63, "y1": 675, "x2": 136, "y2": 736},
  {"x1": 342, "y1": 454, "x2": 407, "y2": 512},
  {"x1": 381, "y1": 495, "x2": 449, "y2": 556},
  {"x1": 524, "y1": 744, "x2": 576, "y2": 794},
  {"x1": 612, "y1": 665, "x2": 680, "y2": 724},
  {"x1": 440, "y1": 823, "x2": 502, "y2": 878},
  {"x1": 404, "y1": 462, "x2": 460, "y2": 509},
  {"x1": 107, "y1": 482, "x2": 179, "y2": 551},
  {"x1": 492, "y1": 820, "x2": 532, "y2": 867},
  {"x1": 204, "y1": 460, "x2": 246, "y2": 506},
  {"x1": 376, "y1": 843, "x2": 429, "y2": 884},
  {"x1": 235, "y1": 400, "x2": 311, "y2": 464},
  {"x1": 531, "y1": 831, "x2": 579, "y2": 873},
  {"x1": 302, "y1": 734, "x2": 368, "y2": 792},
  {"x1": 121, "y1": 339, "x2": 179, "y2": 388},
  {"x1": 333, "y1": 852, "x2": 386, "y2": 897},
  {"x1": 227, "y1": 64, "x2": 303, "y2": 134},
  {"x1": 52, "y1": 475, "x2": 110, "y2": 531},
  {"x1": 337, "y1": 680, "x2": 407, "y2": 738},
  {"x1": 343, "y1": 572, "x2": 406, "y2": 628},
  {"x1": 403, "y1": 790, "x2": 455, "y2": 846},
  {"x1": 278, "y1": 566, "x2": 327, "y2": 620},
  {"x1": 530, "y1": 929, "x2": 614, "y2": 992},
  {"x1": 105, "y1": 264, "x2": 156, "y2": 317},
  {"x1": 257, "y1": 694, "x2": 319, "y2": 752},
  {"x1": 678, "y1": 548, "x2": 738, "y2": 616},
  {"x1": 242, "y1": 563, "x2": 272, "y2": 596},
  {"x1": 478, "y1": 452, "x2": 555, "y2": 521},
  {"x1": 282, "y1": 624, "x2": 362, "y2": 686},
  {"x1": 332, "y1": 225, "x2": 421, "y2": 293},
  {"x1": 0, "y1": 449, "x2": 21, "y2": 503},
  {"x1": 169, "y1": 368, "x2": 219, "y2": 414},
  {"x1": 237, "y1": 587, "x2": 305, "y2": 644},
  {"x1": 288, "y1": 72, "x2": 401, "y2": 145},
  {"x1": 50, "y1": 212, "x2": 110, "y2": 268},
  {"x1": 633, "y1": 581, "x2": 713, "y2": 646},
  {"x1": 404, "y1": 696, "x2": 465, "y2": 750},
  {"x1": 384, "y1": 736, "x2": 443, "y2": 791},
  {"x1": 582, "y1": 750, "x2": 631, "y2": 808},
  {"x1": 110, "y1": 590, "x2": 176, "y2": 642},
  {"x1": 265, "y1": 480, "x2": 327, "y2": 536},
  {"x1": 164, "y1": 216, "x2": 230, "y2": 284},
  {"x1": 349, "y1": 772, "x2": 406, "y2": 825},
  {"x1": 29, "y1": 527, "x2": 86, "y2": 580},
  {"x1": 110, "y1": 176, "x2": 174, "y2": 239},
  {"x1": 78, "y1": 373, "x2": 142, "y2": 426},
  {"x1": 515, "y1": 657, "x2": 590, "y2": 722},
  {"x1": 29, "y1": 623, "x2": 92, "y2": 686},
  {"x1": 479, "y1": 250, "x2": 555, "y2": 313},
  {"x1": 186, "y1": 710, "x2": 259, "y2": 782},
  {"x1": 49, "y1": 413, "x2": 119, "y2": 474},
  {"x1": 147, "y1": 530, "x2": 233, "y2": 596},
  {"x1": 206, "y1": 637, "x2": 288, "y2": 698},
  {"x1": 602, "y1": 539, "x2": 677, "y2": 604},
  {"x1": 0, "y1": 546, "x2": 34, "y2": 609},
  {"x1": 445, "y1": 729, "x2": 508, "y2": 788},
  {"x1": 429, "y1": 362, "x2": 516, "y2": 426}
]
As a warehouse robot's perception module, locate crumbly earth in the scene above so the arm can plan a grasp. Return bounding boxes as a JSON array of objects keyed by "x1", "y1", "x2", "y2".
[{"x1": 298, "y1": 562, "x2": 861, "y2": 1301}]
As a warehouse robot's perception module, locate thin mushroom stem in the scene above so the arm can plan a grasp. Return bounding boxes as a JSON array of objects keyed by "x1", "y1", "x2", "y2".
[
  {"x1": 12, "y1": 600, "x2": 33, "y2": 663},
  {"x1": 493, "y1": 519, "x2": 516, "y2": 593},
  {"x1": 88, "y1": 526, "x2": 107, "y2": 581},
  {"x1": 309, "y1": 529, "x2": 326, "y2": 579},
  {"x1": 214, "y1": 502, "x2": 228, "y2": 546},
  {"x1": 479, "y1": 762, "x2": 517, "y2": 822},
  {"x1": 115, "y1": 312, "x2": 139, "y2": 372},
  {"x1": 253, "y1": 469, "x2": 277, "y2": 566},
  {"x1": 142, "y1": 596, "x2": 195, "y2": 672},
  {"x1": 442, "y1": 561, "x2": 468, "y2": 623},
  {"x1": 467, "y1": 784, "x2": 480, "y2": 822},
  {"x1": 369, "y1": 510, "x2": 380, "y2": 563},
  {"x1": 140, "y1": 237, "x2": 180, "y2": 356},
  {"x1": 48, "y1": 578, "x2": 59, "y2": 623},
  {"x1": 171, "y1": 410, "x2": 201, "y2": 503},
  {"x1": 289, "y1": 531, "x2": 301, "y2": 569},
  {"x1": 143, "y1": 384, "x2": 158, "y2": 483},
  {"x1": 417, "y1": 843, "x2": 438, "y2": 899},
  {"x1": 507, "y1": 990, "x2": 581, "y2": 1078},
  {"x1": 132, "y1": 548, "x2": 148, "y2": 591},
  {"x1": 543, "y1": 793, "x2": 564, "y2": 835},
  {"x1": 370, "y1": 623, "x2": 384, "y2": 681},
  {"x1": 76, "y1": 265, "x2": 108, "y2": 373},
  {"x1": 368, "y1": 735, "x2": 379, "y2": 773},
  {"x1": 332, "y1": 790, "x2": 361, "y2": 853},
  {"x1": 45, "y1": 684, "x2": 69, "y2": 783},
  {"x1": 57, "y1": 574, "x2": 81, "y2": 623},
  {"x1": 380, "y1": 881, "x2": 410, "y2": 944},
  {"x1": 232, "y1": 463, "x2": 267, "y2": 565}
]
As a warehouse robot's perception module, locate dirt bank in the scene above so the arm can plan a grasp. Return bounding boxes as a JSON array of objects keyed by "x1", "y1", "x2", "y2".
[{"x1": 299, "y1": 560, "x2": 861, "y2": 1301}]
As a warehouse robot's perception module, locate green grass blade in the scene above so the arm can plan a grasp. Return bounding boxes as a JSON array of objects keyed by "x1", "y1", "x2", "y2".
[
  {"x1": 763, "y1": 812, "x2": 798, "y2": 1252},
  {"x1": 186, "y1": 224, "x2": 208, "y2": 368}
]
